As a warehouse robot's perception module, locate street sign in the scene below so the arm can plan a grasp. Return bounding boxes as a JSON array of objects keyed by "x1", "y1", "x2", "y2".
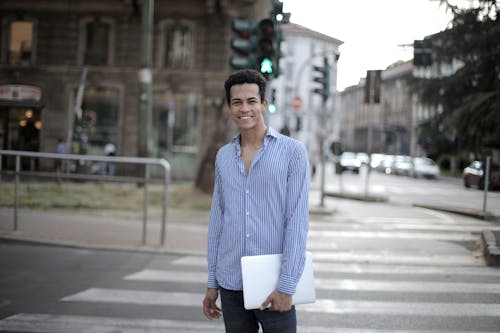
[{"x1": 292, "y1": 96, "x2": 302, "y2": 109}]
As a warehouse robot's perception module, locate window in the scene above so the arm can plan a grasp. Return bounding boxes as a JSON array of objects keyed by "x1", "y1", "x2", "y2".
[
  {"x1": 8, "y1": 21, "x2": 34, "y2": 65},
  {"x1": 153, "y1": 90, "x2": 199, "y2": 154},
  {"x1": 78, "y1": 17, "x2": 114, "y2": 66},
  {"x1": 72, "y1": 86, "x2": 120, "y2": 154},
  {"x1": 165, "y1": 25, "x2": 190, "y2": 67},
  {"x1": 84, "y1": 21, "x2": 110, "y2": 65},
  {"x1": 159, "y1": 20, "x2": 195, "y2": 69}
]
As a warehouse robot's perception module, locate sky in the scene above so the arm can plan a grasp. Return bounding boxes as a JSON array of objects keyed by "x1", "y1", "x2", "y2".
[{"x1": 282, "y1": 0, "x2": 454, "y2": 91}]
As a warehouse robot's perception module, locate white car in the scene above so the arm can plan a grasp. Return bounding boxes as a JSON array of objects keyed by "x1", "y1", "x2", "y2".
[{"x1": 412, "y1": 157, "x2": 440, "y2": 179}]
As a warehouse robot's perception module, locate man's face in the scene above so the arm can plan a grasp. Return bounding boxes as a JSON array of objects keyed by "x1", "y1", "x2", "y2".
[{"x1": 228, "y1": 83, "x2": 268, "y2": 131}]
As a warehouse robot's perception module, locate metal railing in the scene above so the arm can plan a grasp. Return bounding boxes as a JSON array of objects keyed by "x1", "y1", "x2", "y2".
[{"x1": 0, "y1": 150, "x2": 171, "y2": 246}]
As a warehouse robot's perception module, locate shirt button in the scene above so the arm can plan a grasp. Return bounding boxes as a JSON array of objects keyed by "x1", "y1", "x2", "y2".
[
  {"x1": 246, "y1": 212, "x2": 249, "y2": 215},
  {"x1": 245, "y1": 189, "x2": 249, "y2": 194},
  {"x1": 246, "y1": 234, "x2": 250, "y2": 238}
]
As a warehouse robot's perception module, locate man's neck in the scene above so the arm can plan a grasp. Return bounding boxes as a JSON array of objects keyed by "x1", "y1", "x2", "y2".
[{"x1": 240, "y1": 125, "x2": 268, "y2": 149}]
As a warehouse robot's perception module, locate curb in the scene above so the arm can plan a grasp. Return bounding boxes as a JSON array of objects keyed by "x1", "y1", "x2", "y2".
[
  {"x1": 0, "y1": 234, "x2": 204, "y2": 256},
  {"x1": 324, "y1": 191, "x2": 388, "y2": 203},
  {"x1": 481, "y1": 230, "x2": 500, "y2": 267},
  {"x1": 412, "y1": 203, "x2": 498, "y2": 221},
  {"x1": 309, "y1": 206, "x2": 336, "y2": 216}
]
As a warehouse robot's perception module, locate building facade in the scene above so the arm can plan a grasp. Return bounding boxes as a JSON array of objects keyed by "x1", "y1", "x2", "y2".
[
  {"x1": 0, "y1": 0, "x2": 271, "y2": 178},
  {"x1": 339, "y1": 61, "x2": 419, "y2": 156},
  {"x1": 268, "y1": 23, "x2": 343, "y2": 163}
]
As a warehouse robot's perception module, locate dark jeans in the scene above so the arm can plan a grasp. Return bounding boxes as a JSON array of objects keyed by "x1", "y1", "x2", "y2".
[{"x1": 219, "y1": 287, "x2": 296, "y2": 333}]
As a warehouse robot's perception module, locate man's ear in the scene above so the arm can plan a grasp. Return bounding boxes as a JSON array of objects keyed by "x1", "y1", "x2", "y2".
[{"x1": 262, "y1": 98, "x2": 269, "y2": 110}]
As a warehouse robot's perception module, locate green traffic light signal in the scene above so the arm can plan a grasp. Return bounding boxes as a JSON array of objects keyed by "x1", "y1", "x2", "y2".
[
  {"x1": 268, "y1": 103, "x2": 277, "y2": 113},
  {"x1": 260, "y1": 57, "x2": 273, "y2": 75}
]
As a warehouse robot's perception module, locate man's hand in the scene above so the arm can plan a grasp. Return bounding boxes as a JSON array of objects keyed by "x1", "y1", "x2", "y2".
[
  {"x1": 260, "y1": 290, "x2": 293, "y2": 312},
  {"x1": 203, "y1": 288, "x2": 222, "y2": 320}
]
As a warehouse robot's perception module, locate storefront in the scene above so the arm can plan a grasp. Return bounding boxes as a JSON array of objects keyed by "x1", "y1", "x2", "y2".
[{"x1": 0, "y1": 84, "x2": 43, "y2": 169}]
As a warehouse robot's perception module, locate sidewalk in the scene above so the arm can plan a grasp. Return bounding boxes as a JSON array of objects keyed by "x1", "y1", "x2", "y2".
[
  {"x1": 0, "y1": 207, "x2": 210, "y2": 255},
  {"x1": 1, "y1": 187, "x2": 499, "y2": 266}
]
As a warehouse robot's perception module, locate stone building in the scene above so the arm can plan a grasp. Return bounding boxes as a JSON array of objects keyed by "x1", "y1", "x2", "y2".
[
  {"x1": 0, "y1": 0, "x2": 271, "y2": 179},
  {"x1": 339, "y1": 61, "x2": 416, "y2": 156}
]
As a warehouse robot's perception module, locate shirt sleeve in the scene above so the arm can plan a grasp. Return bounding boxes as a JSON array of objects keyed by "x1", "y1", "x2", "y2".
[
  {"x1": 207, "y1": 157, "x2": 224, "y2": 289},
  {"x1": 277, "y1": 142, "x2": 310, "y2": 295}
]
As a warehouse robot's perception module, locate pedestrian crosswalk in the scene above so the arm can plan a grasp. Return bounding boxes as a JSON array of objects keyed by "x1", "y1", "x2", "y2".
[{"x1": 1, "y1": 216, "x2": 500, "y2": 332}]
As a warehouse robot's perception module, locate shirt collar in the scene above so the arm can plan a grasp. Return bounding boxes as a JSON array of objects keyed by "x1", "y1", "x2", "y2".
[{"x1": 232, "y1": 127, "x2": 278, "y2": 156}]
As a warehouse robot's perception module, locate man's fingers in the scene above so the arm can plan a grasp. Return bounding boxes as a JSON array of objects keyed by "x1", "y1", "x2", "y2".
[{"x1": 260, "y1": 294, "x2": 274, "y2": 310}]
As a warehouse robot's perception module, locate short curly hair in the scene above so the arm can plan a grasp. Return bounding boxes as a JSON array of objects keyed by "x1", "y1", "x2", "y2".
[{"x1": 224, "y1": 69, "x2": 267, "y2": 104}]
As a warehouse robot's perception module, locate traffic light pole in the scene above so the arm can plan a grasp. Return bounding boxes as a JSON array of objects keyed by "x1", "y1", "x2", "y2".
[
  {"x1": 139, "y1": 0, "x2": 154, "y2": 158},
  {"x1": 291, "y1": 52, "x2": 338, "y2": 208},
  {"x1": 319, "y1": 97, "x2": 328, "y2": 207}
]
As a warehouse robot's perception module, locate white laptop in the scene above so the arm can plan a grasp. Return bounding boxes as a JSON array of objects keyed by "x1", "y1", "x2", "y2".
[{"x1": 240, "y1": 252, "x2": 316, "y2": 310}]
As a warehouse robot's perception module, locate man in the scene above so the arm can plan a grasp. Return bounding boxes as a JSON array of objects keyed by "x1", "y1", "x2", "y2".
[{"x1": 203, "y1": 69, "x2": 310, "y2": 333}]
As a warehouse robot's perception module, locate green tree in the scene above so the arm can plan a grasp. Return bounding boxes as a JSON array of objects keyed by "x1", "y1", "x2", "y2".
[{"x1": 413, "y1": 0, "x2": 500, "y2": 159}]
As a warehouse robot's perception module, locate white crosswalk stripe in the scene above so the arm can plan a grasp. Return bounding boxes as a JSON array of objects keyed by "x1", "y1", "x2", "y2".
[
  {"x1": 124, "y1": 269, "x2": 500, "y2": 294},
  {"x1": 0, "y1": 313, "x2": 224, "y2": 333},
  {"x1": 1, "y1": 313, "x2": 490, "y2": 333},
  {"x1": 171, "y1": 255, "x2": 500, "y2": 276},
  {"x1": 59, "y1": 288, "x2": 500, "y2": 317}
]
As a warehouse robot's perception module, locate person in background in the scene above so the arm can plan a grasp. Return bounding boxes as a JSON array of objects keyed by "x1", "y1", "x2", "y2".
[
  {"x1": 104, "y1": 141, "x2": 116, "y2": 176},
  {"x1": 202, "y1": 69, "x2": 310, "y2": 333},
  {"x1": 55, "y1": 138, "x2": 66, "y2": 172}
]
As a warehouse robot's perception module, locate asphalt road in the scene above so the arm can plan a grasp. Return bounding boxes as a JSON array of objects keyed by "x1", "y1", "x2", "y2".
[
  {"x1": 1, "y1": 191, "x2": 500, "y2": 332},
  {"x1": 318, "y1": 165, "x2": 500, "y2": 217}
]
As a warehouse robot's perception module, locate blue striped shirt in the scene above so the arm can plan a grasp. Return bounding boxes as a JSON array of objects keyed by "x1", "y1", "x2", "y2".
[{"x1": 207, "y1": 127, "x2": 310, "y2": 295}]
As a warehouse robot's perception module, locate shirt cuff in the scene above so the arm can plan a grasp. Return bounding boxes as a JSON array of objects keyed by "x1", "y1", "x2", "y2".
[
  {"x1": 207, "y1": 271, "x2": 218, "y2": 289},
  {"x1": 277, "y1": 273, "x2": 299, "y2": 295}
]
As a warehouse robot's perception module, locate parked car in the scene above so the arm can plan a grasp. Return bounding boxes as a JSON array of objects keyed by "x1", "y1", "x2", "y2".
[
  {"x1": 376, "y1": 154, "x2": 395, "y2": 174},
  {"x1": 370, "y1": 153, "x2": 386, "y2": 169},
  {"x1": 412, "y1": 157, "x2": 440, "y2": 179},
  {"x1": 356, "y1": 152, "x2": 370, "y2": 166},
  {"x1": 392, "y1": 155, "x2": 412, "y2": 176},
  {"x1": 338, "y1": 152, "x2": 361, "y2": 174},
  {"x1": 463, "y1": 160, "x2": 500, "y2": 190}
]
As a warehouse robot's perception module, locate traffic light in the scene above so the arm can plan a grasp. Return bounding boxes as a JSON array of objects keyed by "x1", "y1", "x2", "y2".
[
  {"x1": 413, "y1": 39, "x2": 432, "y2": 67},
  {"x1": 230, "y1": 19, "x2": 259, "y2": 70},
  {"x1": 312, "y1": 57, "x2": 330, "y2": 102},
  {"x1": 269, "y1": 1, "x2": 290, "y2": 78},
  {"x1": 257, "y1": 19, "x2": 275, "y2": 77}
]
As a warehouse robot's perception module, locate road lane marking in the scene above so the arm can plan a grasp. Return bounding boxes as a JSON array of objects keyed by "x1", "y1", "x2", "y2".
[
  {"x1": 299, "y1": 299, "x2": 500, "y2": 317},
  {"x1": 307, "y1": 230, "x2": 477, "y2": 241},
  {"x1": 124, "y1": 269, "x2": 207, "y2": 282},
  {"x1": 60, "y1": 288, "x2": 500, "y2": 317},
  {"x1": 311, "y1": 251, "x2": 482, "y2": 265},
  {"x1": 170, "y1": 256, "x2": 498, "y2": 275},
  {"x1": 124, "y1": 269, "x2": 500, "y2": 294},
  {"x1": 0, "y1": 313, "x2": 223, "y2": 333},
  {"x1": 0, "y1": 313, "x2": 490, "y2": 333}
]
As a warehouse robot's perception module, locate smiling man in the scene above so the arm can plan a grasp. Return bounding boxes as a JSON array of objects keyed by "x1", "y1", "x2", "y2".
[{"x1": 202, "y1": 69, "x2": 310, "y2": 333}]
